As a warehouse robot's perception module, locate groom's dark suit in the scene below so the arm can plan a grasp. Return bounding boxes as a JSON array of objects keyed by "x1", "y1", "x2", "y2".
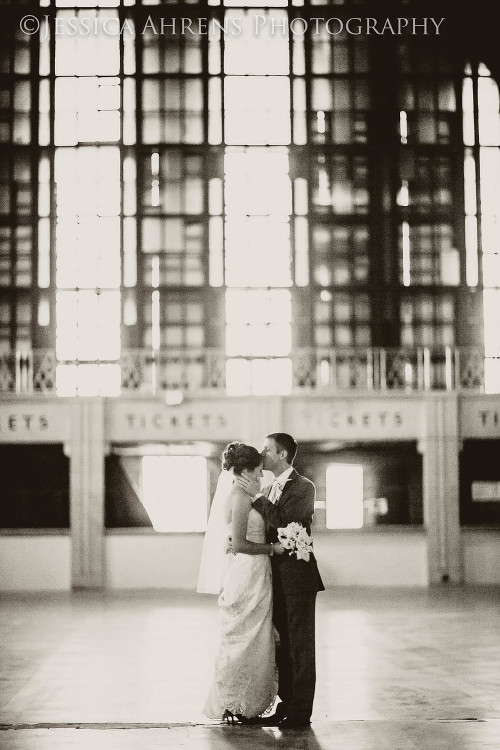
[{"x1": 252, "y1": 469, "x2": 324, "y2": 724}]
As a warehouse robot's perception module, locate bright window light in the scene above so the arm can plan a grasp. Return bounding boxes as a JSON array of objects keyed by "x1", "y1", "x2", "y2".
[
  {"x1": 462, "y1": 78, "x2": 475, "y2": 147},
  {"x1": 55, "y1": 77, "x2": 120, "y2": 146},
  {"x1": 405, "y1": 363, "x2": 414, "y2": 388},
  {"x1": 223, "y1": 149, "x2": 292, "y2": 394},
  {"x1": 465, "y1": 65, "x2": 500, "y2": 393},
  {"x1": 141, "y1": 456, "x2": 208, "y2": 532},
  {"x1": 319, "y1": 359, "x2": 330, "y2": 387},
  {"x1": 399, "y1": 110, "x2": 408, "y2": 144},
  {"x1": 226, "y1": 357, "x2": 292, "y2": 396},
  {"x1": 225, "y1": 287, "x2": 292, "y2": 392},
  {"x1": 55, "y1": 9, "x2": 120, "y2": 78},
  {"x1": 54, "y1": 5, "x2": 122, "y2": 399},
  {"x1": 224, "y1": 10, "x2": 289, "y2": 76},
  {"x1": 224, "y1": 77, "x2": 290, "y2": 145},
  {"x1": 56, "y1": 290, "x2": 121, "y2": 362},
  {"x1": 224, "y1": 149, "x2": 292, "y2": 288},
  {"x1": 316, "y1": 110, "x2": 326, "y2": 134},
  {"x1": 317, "y1": 166, "x2": 331, "y2": 206},
  {"x1": 484, "y1": 358, "x2": 500, "y2": 395},
  {"x1": 326, "y1": 464, "x2": 364, "y2": 529},
  {"x1": 397, "y1": 179, "x2": 409, "y2": 207},
  {"x1": 223, "y1": 0, "x2": 288, "y2": 9},
  {"x1": 484, "y1": 289, "x2": 500, "y2": 355},
  {"x1": 226, "y1": 289, "x2": 291, "y2": 357},
  {"x1": 478, "y1": 77, "x2": 500, "y2": 146},
  {"x1": 56, "y1": 362, "x2": 120, "y2": 397},
  {"x1": 401, "y1": 221, "x2": 411, "y2": 287}
]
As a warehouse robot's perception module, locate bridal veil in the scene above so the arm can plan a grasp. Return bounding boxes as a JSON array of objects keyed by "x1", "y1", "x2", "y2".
[{"x1": 196, "y1": 469, "x2": 233, "y2": 594}]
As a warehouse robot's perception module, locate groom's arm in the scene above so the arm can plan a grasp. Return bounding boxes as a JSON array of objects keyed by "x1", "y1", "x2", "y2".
[{"x1": 252, "y1": 481, "x2": 315, "y2": 530}]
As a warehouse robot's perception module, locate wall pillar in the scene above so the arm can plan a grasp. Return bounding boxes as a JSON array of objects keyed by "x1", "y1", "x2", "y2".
[
  {"x1": 419, "y1": 394, "x2": 463, "y2": 584},
  {"x1": 67, "y1": 398, "x2": 106, "y2": 589},
  {"x1": 245, "y1": 397, "x2": 285, "y2": 449}
]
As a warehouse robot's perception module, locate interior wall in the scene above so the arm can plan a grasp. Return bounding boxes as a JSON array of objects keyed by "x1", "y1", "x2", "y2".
[
  {"x1": 0, "y1": 535, "x2": 71, "y2": 591},
  {"x1": 105, "y1": 534, "x2": 205, "y2": 589},
  {"x1": 463, "y1": 530, "x2": 500, "y2": 584},
  {"x1": 308, "y1": 531, "x2": 428, "y2": 587},
  {"x1": 2, "y1": 394, "x2": 500, "y2": 589},
  {"x1": 103, "y1": 529, "x2": 429, "y2": 589},
  {"x1": 1, "y1": 527, "x2": 498, "y2": 591}
]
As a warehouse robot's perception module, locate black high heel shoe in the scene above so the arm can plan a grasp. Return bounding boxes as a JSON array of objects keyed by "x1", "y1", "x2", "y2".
[{"x1": 223, "y1": 709, "x2": 245, "y2": 725}]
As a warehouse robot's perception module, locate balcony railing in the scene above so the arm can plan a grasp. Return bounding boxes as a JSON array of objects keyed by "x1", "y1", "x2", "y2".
[{"x1": 0, "y1": 347, "x2": 496, "y2": 396}]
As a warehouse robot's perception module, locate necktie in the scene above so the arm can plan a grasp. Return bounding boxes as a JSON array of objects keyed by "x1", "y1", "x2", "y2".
[{"x1": 268, "y1": 481, "x2": 281, "y2": 505}]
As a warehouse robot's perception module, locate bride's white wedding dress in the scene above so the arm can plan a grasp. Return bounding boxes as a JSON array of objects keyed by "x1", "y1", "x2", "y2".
[{"x1": 203, "y1": 500, "x2": 277, "y2": 719}]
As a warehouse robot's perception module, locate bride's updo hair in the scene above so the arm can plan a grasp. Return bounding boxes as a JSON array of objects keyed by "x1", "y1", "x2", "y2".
[{"x1": 221, "y1": 442, "x2": 262, "y2": 475}]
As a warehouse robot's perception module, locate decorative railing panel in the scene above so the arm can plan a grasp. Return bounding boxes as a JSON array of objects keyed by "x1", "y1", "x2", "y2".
[{"x1": 0, "y1": 347, "x2": 498, "y2": 396}]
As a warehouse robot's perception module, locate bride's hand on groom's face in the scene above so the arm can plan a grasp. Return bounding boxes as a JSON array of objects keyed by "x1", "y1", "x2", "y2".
[{"x1": 236, "y1": 475, "x2": 261, "y2": 497}]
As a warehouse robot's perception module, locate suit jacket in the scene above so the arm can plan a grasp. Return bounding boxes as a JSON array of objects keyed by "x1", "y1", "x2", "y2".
[{"x1": 252, "y1": 469, "x2": 325, "y2": 596}]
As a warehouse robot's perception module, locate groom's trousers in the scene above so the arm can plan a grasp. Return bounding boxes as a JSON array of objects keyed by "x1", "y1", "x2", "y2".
[{"x1": 273, "y1": 584, "x2": 317, "y2": 722}]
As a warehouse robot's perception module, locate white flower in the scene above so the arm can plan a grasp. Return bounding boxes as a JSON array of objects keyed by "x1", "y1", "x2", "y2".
[
  {"x1": 277, "y1": 522, "x2": 313, "y2": 562},
  {"x1": 296, "y1": 547, "x2": 310, "y2": 562}
]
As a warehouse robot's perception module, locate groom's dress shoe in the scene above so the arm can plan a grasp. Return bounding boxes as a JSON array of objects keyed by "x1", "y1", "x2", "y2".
[
  {"x1": 242, "y1": 715, "x2": 278, "y2": 726},
  {"x1": 278, "y1": 717, "x2": 311, "y2": 730},
  {"x1": 272, "y1": 702, "x2": 288, "y2": 721},
  {"x1": 243, "y1": 712, "x2": 283, "y2": 726}
]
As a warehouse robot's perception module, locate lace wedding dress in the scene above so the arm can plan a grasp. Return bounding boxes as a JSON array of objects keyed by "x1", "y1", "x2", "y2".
[{"x1": 203, "y1": 503, "x2": 277, "y2": 719}]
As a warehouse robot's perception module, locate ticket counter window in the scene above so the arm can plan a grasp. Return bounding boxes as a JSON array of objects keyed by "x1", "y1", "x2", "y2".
[
  {"x1": 326, "y1": 464, "x2": 364, "y2": 529},
  {"x1": 141, "y1": 456, "x2": 208, "y2": 532},
  {"x1": 0, "y1": 445, "x2": 69, "y2": 529}
]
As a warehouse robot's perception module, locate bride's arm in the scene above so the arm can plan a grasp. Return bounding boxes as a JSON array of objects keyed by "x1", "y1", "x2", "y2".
[{"x1": 231, "y1": 492, "x2": 276, "y2": 556}]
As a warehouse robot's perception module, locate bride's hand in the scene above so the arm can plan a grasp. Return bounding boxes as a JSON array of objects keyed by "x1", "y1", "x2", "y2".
[
  {"x1": 272, "y1": 542, "x2": 285, "y2": 555},
  {"x1": 235, "y1": 475, "x2": 261, "y2": 498}
]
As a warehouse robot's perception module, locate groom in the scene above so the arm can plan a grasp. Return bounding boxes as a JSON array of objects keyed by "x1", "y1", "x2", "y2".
[{"x1": 237, "y1": 432, "x2": 324, "y2": 729}]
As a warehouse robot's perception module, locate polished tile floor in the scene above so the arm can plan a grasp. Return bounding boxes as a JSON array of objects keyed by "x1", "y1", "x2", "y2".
[{"x1": 1, "y1": 587, "x2": 500, "y2": 749}]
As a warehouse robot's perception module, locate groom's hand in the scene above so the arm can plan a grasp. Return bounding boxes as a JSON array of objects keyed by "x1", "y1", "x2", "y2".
[{"x1": 235, "y1": 475, "x2": 261, "y2": 498}]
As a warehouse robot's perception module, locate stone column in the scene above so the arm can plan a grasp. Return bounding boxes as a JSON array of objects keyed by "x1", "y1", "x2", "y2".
[
  {"x1": 66, "y1": 398, "x2": 106, "y2": 589},
  {"x1": 419, "y1": 394, "x2": 463, "y2": 584}
]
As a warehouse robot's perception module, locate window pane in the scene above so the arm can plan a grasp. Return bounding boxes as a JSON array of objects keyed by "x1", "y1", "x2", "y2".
[
  {"x1": 141, "y1": 456, "x2": 208, "y2": 532},
  {"x1": 326, "y1": 464, "x2": 363, "y2": 529},
  {"x1": 224, "y1": 77, "x2": 290, "y2": 145}
]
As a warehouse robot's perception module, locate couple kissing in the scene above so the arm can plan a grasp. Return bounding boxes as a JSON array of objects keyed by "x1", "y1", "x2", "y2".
[{"x1": 197, "y1": 432, "x2": 324, "y2": 729}]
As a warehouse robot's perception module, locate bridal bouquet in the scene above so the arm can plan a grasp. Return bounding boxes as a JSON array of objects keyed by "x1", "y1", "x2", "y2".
[{"x1": 277, "y1": 522, "x2": 313, "y2": 562}]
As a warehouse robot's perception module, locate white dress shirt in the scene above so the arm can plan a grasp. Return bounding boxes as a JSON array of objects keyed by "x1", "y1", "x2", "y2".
[{"x1": 268, "y1": 465, "x2": 294, "y2": 504}]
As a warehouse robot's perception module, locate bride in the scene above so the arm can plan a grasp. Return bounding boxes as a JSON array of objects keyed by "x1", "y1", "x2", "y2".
[{"x1": 197, "y1": 442, "x2": 284, "y2": 722}]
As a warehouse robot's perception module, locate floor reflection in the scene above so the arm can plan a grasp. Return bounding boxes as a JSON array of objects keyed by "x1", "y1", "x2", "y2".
[{"x1": 1, "y1": 587, "x2": 500, "y2": 749}]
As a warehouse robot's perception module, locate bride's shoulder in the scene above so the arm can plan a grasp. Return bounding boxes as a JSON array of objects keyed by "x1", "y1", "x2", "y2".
[{"x1": 230, "y1": 483, "x2": 252, "y2": 506}]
